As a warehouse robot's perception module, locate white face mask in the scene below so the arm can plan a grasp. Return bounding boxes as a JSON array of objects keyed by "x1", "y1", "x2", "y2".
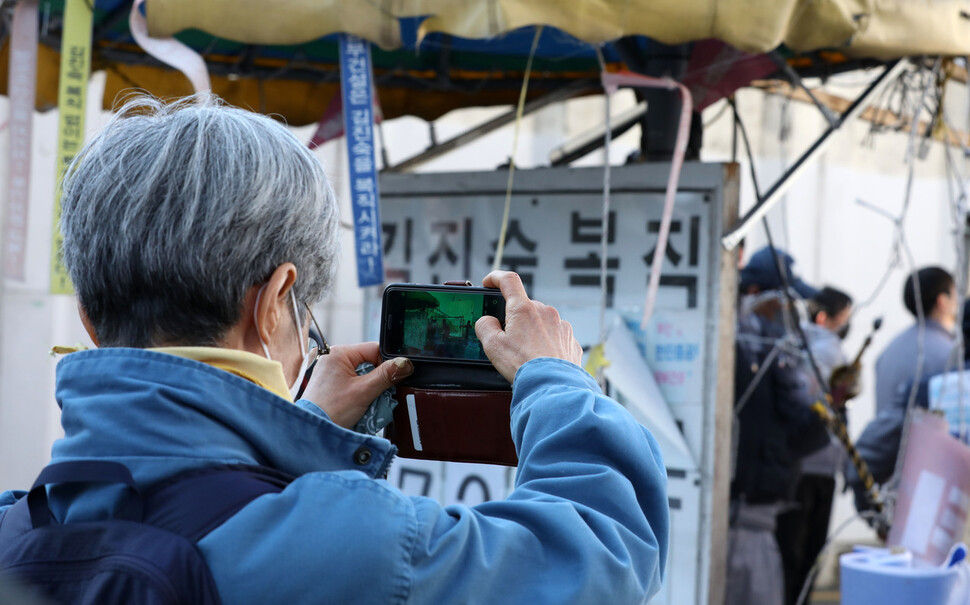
[{"x1": 254, "y1": 286, "x2": 318, "y2": 400}]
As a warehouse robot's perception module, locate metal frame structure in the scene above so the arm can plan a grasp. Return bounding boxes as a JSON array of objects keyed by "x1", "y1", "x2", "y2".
[
  {"x1": 720, "y1": 60, "x2": 907, "y2": 250},
  {"x1": 384, "y1": 79, "x2": 596, "y2": 172}
]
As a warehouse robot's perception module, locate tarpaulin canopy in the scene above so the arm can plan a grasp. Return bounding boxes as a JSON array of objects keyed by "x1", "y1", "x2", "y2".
[
  {"x1": 1, "y1": 0, "x2": 964, "y2": 125},
  {"x1": 147, "y1": 0, "x2": 970, "y2": 59}
]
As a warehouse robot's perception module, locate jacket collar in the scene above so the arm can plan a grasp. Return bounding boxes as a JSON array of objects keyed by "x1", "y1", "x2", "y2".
[
  {"x1": 922, "y1": 318, "x2": 954, "y2": 337},
  {"x1": 51, "y1": 348, "x2": 395, "y2": 484},
  {"x1": 153, "y1": 346, "x2": 292, "y2": 400}
]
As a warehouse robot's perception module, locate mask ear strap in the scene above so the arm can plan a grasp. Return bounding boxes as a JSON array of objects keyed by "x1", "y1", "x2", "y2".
[
  {"x1": 253, "y1": 285, "x2": 272, "y2": 360},
  {"x1": 290, "y1": 289, "x2": 304, "y2": 354}
]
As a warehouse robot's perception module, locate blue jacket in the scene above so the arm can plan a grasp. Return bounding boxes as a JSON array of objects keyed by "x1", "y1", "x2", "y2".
[
  {"x1": 731, "y1": 296, "x2": 830, "y2": 504},
  {"x1": 0, "y1": 349, "x2": 669, "y2": 604},
  {"x1": 873, "y1": 320, "x2": 955, "y2": 414}
]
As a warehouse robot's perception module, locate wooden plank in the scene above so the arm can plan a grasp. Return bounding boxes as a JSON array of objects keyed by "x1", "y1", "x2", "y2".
[{"x1": 750, "y1": 79, "x2": 970, "y2": 149}]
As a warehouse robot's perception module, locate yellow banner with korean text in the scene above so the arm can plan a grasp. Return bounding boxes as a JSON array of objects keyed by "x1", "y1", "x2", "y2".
[{"x1": 49, "y1": 0, "x2": 92, "y2": 295}]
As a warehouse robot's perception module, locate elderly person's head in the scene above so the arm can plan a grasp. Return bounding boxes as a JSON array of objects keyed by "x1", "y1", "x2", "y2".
[{"x1": 60, "y1": 95, "x2": 339, "y2": 384}]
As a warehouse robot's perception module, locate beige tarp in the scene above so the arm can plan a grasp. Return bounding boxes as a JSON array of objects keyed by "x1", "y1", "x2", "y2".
[{"x1": 147, "y1": 0, "x2": 970, "y2": 59}]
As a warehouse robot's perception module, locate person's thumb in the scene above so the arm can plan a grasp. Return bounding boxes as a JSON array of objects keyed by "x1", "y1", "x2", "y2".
[
  {"x1": 475, "y1": 315, "x2": 503, "y2": 350},
  {"x1": 359, "y1": 357, "x2": 413, "y2": 400}
]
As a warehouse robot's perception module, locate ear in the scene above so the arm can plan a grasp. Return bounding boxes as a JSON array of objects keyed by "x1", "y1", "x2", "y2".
[
  {"x1": 814, "y1": 311, "x2": 829, "y2": 327},
  {"x1": 253, "y1": 263, "x2": 298, "y2": 346},
  {"x1": 937, "y1": 291, "x2": 951, "y2": 313},
  {"x1": 77, "y1": 302, "x2": 100, "y2": 347}
]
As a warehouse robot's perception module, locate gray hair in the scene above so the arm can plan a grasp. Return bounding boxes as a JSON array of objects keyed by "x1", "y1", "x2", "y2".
[{"x1": 60, "y1": 94, "x2": 340, "y2": 347}]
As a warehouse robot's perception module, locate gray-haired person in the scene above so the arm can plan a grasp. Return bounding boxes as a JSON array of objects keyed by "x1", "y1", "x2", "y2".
[{"x1": 0, "y1": 96, "x2": 669, "y2": 604}]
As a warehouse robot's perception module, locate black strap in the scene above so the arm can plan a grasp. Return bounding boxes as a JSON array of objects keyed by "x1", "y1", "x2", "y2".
[
  {"x1": 9, "y1": 461, "x2": 293, "y2": 543},
  {"x1": 142, "y1": 464, "x2": 293, "y2": 542},
  {"x1": 27, "y1": 461, "x2": 142, "y2": 529}
]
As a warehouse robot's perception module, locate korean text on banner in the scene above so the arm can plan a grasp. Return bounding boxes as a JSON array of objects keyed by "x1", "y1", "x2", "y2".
[
  {"x1": 4, "y1": 0, "x2": 38, "y2": 281},
  {"x1": 339, "y1": 34, "x2": 385, "y2": 288},
  {"x1": 49, "y1": 0, "x2": 93, "y2": 295}
]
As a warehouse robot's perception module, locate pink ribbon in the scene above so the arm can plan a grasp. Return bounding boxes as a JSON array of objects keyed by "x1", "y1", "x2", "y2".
[{"x1": 601, "y1": 71, "x2": 692, "y2": 328}]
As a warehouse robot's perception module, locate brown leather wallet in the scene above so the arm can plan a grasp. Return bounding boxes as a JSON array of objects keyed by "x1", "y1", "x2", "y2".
[{"x1": 386, "y1": 386, "x2": 517, "y2": 466}]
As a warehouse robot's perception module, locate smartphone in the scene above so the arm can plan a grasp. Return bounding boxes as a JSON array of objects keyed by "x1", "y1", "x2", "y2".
[{"x1": 380, "y1": 284, "x2": 505, "y2": 365}]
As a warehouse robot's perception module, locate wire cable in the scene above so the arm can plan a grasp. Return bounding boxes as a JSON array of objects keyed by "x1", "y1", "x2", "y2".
[
  {"x1": 729, "y1": 97, "x2": 830, "y2": 391},
  {"x1": 491, "y1": 25, "x2": 543, "y2": 273},
  {"x1": 702, "y1": 99, "x2": 731, "y2": 129},
  {"x1": 734, "y1": 343, "x2": 781, "y2": 415},
  {"x1": 794, "y1": 511, "x2": 883, "y2": 605},
  {"x1": 884, "y1": 60, "x2": 941, "y2": 509},
  {"x1": 778, "y1": 93, "x2": 793, "y2": 250},
  {"x1": 595, "y1": 45, "x2": 612, "y2": 347},
  {"x1": 939, "y1": 111, "x2": 970, "y2": 440}
]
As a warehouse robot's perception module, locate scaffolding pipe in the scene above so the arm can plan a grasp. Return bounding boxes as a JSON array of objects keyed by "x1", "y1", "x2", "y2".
[{"x1": 721, "y1": 60, "x2": 906, "y2": 251}]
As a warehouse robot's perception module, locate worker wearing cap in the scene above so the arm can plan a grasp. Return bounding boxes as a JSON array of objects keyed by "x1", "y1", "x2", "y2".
[{"x1": 727, "y1": 246, "x2": 830, "y2": 605}]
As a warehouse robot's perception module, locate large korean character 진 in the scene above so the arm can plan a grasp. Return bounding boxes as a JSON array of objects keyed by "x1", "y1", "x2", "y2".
[
  {"x1": 382, "y1": 217, "x2": 413, "y2": 283},
  {"x1": 562, "y1": 211, "x2": 619, "y2": 306},
  {"x1": 487, "y1": 219, "x2": 539, "y2": 291},
  {"x1": 427, "y1": 218, "x2": 472, "y2": 284},
  {"x1": 642, "y1": 215, "x2": 701, "y2": 308}
]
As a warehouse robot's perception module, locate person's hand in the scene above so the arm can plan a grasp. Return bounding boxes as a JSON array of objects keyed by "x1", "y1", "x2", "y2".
[
  {"x1": 750, "y1": 291, "x2": 784, "y2": 320},
  {"x1": 475, "y1": 271, "x2": 583, "y2": 383},
  {"x1": 300, "y1": 342, "x2": 413, "y2": 429},
  {"x1": 829, "y1": 362, "x2": 862, "y2": 410}
]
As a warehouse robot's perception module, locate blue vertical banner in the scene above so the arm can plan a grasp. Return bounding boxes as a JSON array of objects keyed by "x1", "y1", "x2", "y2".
[{"x1": 339, "y1": 34, "x2": 385, "y2": 287}]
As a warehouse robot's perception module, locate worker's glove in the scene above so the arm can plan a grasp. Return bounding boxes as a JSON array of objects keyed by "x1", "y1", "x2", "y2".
[{"x1": 829, "y1": 363, "x2": 861, "y2": 409}]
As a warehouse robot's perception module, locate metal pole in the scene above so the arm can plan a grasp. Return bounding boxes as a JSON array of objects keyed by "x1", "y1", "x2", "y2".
[
  {"x1": 721, "y1": 60, "x2": 906, "y2": 251},
  {"x1": 385, "y1": 80, "x2": 595, "y2": 173},
  {"x1": 770, "y1": 52, "x2": 840, "y2": 128},
  {"x1": 548, "y1": 101, "x2": 646, "y2": 166}
]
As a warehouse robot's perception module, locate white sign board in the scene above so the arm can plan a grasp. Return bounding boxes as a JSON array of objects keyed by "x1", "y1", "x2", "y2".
[
  {"x1": 370, "y1": 164, "x2": 736, "y2": 605},
  {"x1": 387, "y1": 458, "x2": 514, "y2": 507}
]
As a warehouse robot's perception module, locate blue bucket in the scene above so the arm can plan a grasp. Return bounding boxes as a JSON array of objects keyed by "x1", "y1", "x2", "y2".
[{"x1": 840, "y1": 548, "x2": 964, "y2": 605}]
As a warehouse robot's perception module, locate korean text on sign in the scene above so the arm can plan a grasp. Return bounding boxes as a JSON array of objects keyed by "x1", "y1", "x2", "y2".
[{"x1": 339, "y1": 34, "x2": 384, "y2": 287}]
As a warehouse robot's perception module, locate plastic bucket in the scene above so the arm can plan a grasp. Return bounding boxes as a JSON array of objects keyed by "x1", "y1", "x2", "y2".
[{"x1": 840, "y1": 549, "x2": 961, "y2": 605}]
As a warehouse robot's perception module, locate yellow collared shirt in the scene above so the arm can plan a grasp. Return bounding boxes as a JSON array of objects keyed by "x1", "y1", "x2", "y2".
[
  {"x1": 153, "y1": 347, "x2": 292, "y2": 400},
  {"x1": 52, "y1": 344, "x2": 292, "y2": 400}
]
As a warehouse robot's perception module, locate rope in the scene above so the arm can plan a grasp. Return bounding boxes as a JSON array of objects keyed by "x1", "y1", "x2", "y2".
[
  {"x1": 491, "y1": 26, "x2": 543, "y2": 273},
  {"x1": 595, "y1": 45, "x2": 612, "y2": 347},
  {"x1": 884, "y1": 61, "x2": 941, "y2": 510}
]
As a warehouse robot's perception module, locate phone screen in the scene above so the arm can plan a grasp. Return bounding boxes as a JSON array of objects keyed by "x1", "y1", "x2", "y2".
[{"x1": 383, "y1": 287, "x2": 505, "y2": 362}]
